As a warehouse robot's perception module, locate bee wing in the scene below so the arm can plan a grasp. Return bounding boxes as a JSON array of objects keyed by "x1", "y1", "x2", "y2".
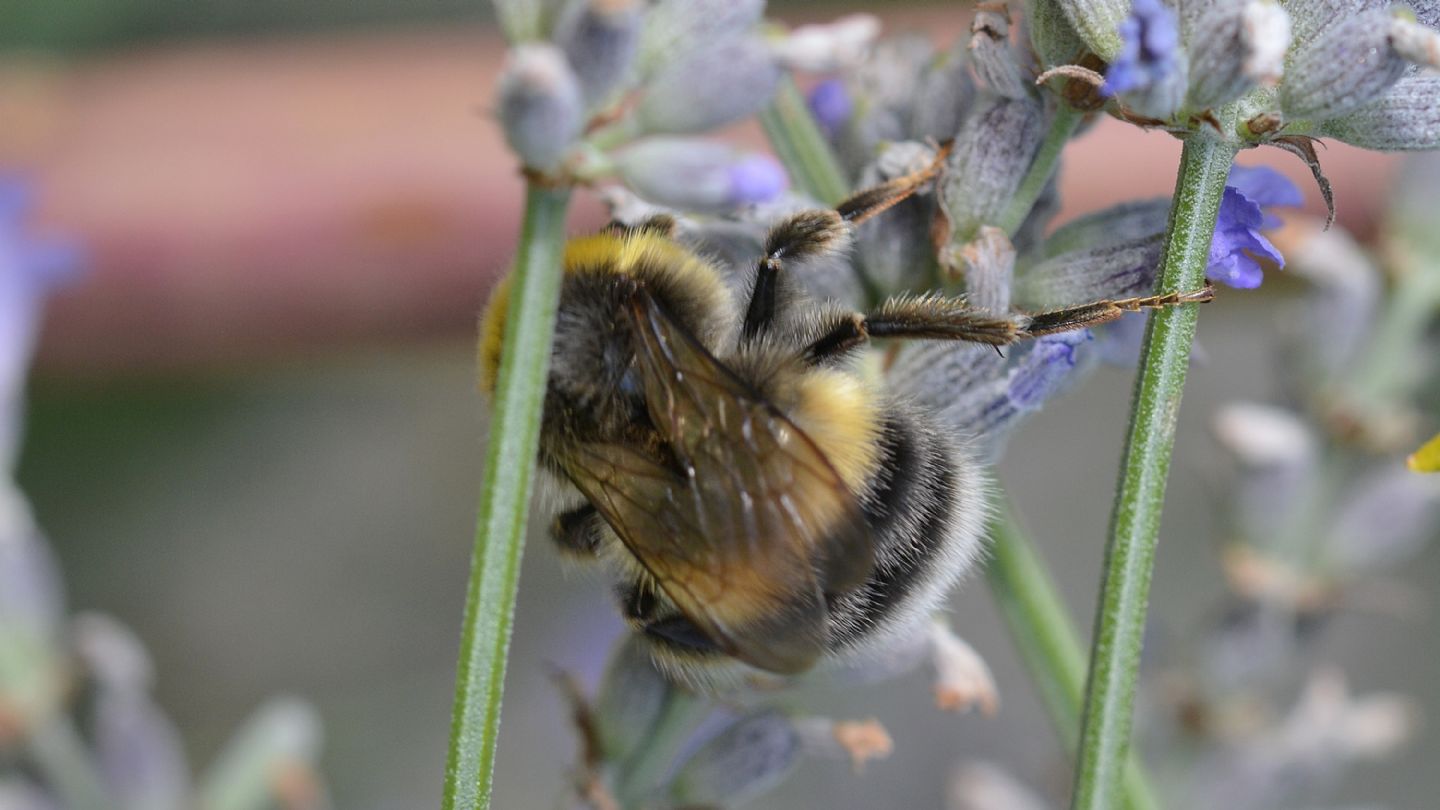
[{"x1": 561, "y1": 293, "x2": 873, "y2": 674}]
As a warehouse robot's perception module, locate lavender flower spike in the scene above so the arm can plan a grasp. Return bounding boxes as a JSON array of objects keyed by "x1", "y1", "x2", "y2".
[
  {"x1": 1207, "y1": 165, "x2": 1302, "y2": 289},
  {"x1": 1101, "y1": 0, "x2": 1182, "y2": 97}
]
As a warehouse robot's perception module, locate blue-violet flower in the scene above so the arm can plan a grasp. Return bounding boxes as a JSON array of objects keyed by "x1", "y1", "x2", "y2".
[
  {"x1": 1208, "y1": 165, "x2": 1302, "y2": 289},
  {"x1": 1101, "y1": 0, "x2": 1181, "y2": 97},
  {"x1": 807, "y1": 79, "x2": 852, "y2": 136}
]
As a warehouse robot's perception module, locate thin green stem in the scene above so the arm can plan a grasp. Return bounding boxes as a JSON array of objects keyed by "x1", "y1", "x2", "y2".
[
  {"x1": 758, "y1": 76, "x2": 850, "y2": 207},
  {"x1": 443, "y1": 183, "x2": 572, "y2": 810},
  {"x1": 1070, "y1": 133, "x2": 1237, "y2": 810},
  {"x1": 25, "y1": 715, "x2": 108, "y2": 810},
  {"x1": 987, "y1": 500, "x2": 1160, "y2": 810},
  {"x1": 998, "y1": 104, "x2": 1084, "y2": 237}
]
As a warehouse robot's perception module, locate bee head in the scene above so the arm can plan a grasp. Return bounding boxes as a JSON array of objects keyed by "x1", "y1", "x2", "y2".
[{"x1": 479, "y1": 230, "x2": 735, "y2": 452}]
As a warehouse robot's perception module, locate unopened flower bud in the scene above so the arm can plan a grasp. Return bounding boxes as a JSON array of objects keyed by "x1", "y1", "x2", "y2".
[
  {"x1": 1028, "y1": 0, "x2": 1092, "y2": 69},
  {"x1": 93, "y1": 690, "x2": 189, "y2": 810},
  {"x1": 970, "y1": 4, "x2": 1033, "y2": 99},
  {"x1": 1326, "y1": 466, "x2": 1440, "y2": 572},
  {"x1": 639, "y1": 0, "x2": 765, "y2": 72},
  {"x1": 774, "y1": 14, "x2": 881, "y2": 73},
  {"x1": 911, "y1": 44, "x2": 977, "y2": 140},
  {"x1": 794, "y1": 717, "x2": 894, "y2": 773},
  {"x1": 0, "y1": 490, "x2": 63, "y2": 642},
  {"x1": 929, "y1": 621, "x2": 999, "y2": 715},
  {"x1": 940, "y1": 95, "x2": 1046, "y2": 243},
  {"x1": 497, "y1": 44, "x2": 584, "y2": 171},
  {"x1": 556, "y1": 0, "x2": 642, "y2": 108},
  {"x1": 1280, "y1": 8, "x2": 1411, "y2": 120},
  {"x1": 72, "y1": 613, "x2": 154, "y2": 693},
  {"x1": 949, "y1": 762, "x2": 1053, "y2": 810},
  {"x1": 668, "y1": 710, "x2": 801, "y2": 807},
  {"x1": 855, "y1": 141, "x2": 940, "y2": 291},
  {"x1": 1187, "y1": 0, "x2": 1292, "y2": 109},
  {"x1": 1051, "y1": 0, "x2": 1130, "y2": 60},
  {"x1": 200, "y1": 699, "x2": 325, "y2": 810},
  {"x1": 593, "y1": 636, "x2": 672, "y2": 762},
  {"x1": 636, "y1": 36, "x2": 779, "y2": 134},
  {"x1": 614, "y1": 139, "x2": 786, "y2": 212}
]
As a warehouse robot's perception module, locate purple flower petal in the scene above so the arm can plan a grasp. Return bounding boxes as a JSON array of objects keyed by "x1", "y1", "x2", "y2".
[
  {"x1": 1007, "y1": 330, "x2": 1092, "y2": 410},
  {"x1": 1102, "y1": 0, "x2": 1182, "y2": 97},
  {"x1": 1207, "y1": 166, "x2": 1301, "y2": 288},
  {"x1": 1227, "y1": 165, "x2": 1304, "y2": 208}
]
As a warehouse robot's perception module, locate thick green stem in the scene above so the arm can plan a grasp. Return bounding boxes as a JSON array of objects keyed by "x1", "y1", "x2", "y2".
[
  {"x1": 998, "y1": 104, "x2": 1084, "y2": 237},
  {"x1": 443, "y1": 183, "x2": 572, "y2": 810},
  {"x1": 759, "y1": 76, "x2": 850, "y2": 207},
  {"x1": 1070, "y1": 134, "x2": 1236, "y2": 810},
  {"x1": 987, "y1": 502, "x2": 1160, "y2": 810}
]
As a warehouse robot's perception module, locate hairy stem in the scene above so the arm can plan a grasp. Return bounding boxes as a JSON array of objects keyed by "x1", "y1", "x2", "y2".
[
  {"x1": 987, "y1": 500, "x2": 1161, "y2": 810},
  {"x1": 1070, "y1": 133, "x2": 1236, "y2": 810},
  {"x1": 443, "y1": 183, "x2": 572, "y2": 810}
]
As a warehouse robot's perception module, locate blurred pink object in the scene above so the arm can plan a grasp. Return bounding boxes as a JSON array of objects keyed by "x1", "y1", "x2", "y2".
[{"x1": 0, "y1": 16, "x2": 1399, "y2": 376}]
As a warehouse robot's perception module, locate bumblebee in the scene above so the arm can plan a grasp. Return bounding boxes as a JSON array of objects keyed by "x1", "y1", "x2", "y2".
[{"x1": 479, "y1": 151, "x2": 1211, "y2": 683}]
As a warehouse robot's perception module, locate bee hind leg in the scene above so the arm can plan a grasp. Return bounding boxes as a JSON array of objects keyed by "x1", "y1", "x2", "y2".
[
  {"x1": 1019, "y1": 284, "x2": 1216, "y2": 336},
  {"x1": 800, "y1": 283, "x2": 1216, "y2": 364}
]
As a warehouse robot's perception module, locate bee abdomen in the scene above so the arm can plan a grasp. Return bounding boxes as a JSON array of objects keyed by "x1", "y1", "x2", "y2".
[{"x1": 826, "y1": 411, "x2": 987, "y2": 652}]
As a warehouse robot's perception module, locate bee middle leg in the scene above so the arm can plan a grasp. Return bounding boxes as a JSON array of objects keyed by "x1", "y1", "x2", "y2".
[
  {"x1": 801, "y1": 284, "x2": 1215, "y2": 364},
  {"x1": 741, "y1": 142, "x2": 954, "y2": 341},
  {"x1": 551, "y1": 504, "x2": 604, "y2": 558}
]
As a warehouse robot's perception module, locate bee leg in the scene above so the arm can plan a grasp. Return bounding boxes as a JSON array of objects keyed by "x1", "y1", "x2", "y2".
[
  {"x1": 801, "y1": 283, "x2": 1216, "y2": 364},
  {"x1": 1018, "y1": 284, "x2": 1215, "y2": 336},
  {"x1": 551, "y1": 504, "x2": 604, "y2": 558},
  {"x1": 833, "y1": 138, "x2": 953, "y2": 226},
  {"x1": 643, "y1": 616, "x2": 722, "y2": 655},
  {"x1": 742, "y1": 142, "x2": 954, "y2": 341},
  {"x1": 802, "y1": 298, "x2": 1021, "y2": 364}
]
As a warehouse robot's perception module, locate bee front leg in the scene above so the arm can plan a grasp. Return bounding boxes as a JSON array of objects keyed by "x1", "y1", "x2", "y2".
[
  {"x1": 742, "y1": 142, "x2": 954, "y2": 342},
  {"x1": 550, "y1": 504, "x2": 604, "y2": 558}
]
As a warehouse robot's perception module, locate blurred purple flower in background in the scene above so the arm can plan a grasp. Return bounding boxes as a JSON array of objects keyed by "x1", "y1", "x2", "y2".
[
  {"x1": 807, "y1": 78, "x2": 853, "y2": 135},
  {"x1": 1, "y1": 176, "x2": 83, "y2": 472},
  {"x1": 1101, "y1": 0, "x2": 1181, "y2": 97},
  {"x1": 1208, "y1": 165, "x2": 1302, "y2": 289}
]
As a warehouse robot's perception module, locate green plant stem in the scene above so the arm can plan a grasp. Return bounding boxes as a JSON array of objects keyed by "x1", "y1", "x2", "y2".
[
  {"x1": 26, "y1": 715, "x2": 108, "y2": 810},
  {"x1": 998, "y1": 104, "x2": 1084, "y2": 237},
  {"x1": 443, "y1": 183, "x2": 572, "y2": 810},
  {"x1": 1070, "y1": 134, "x2": 1236, "y2": 810},
  {"x1": 987, "y1": 501, "x2": 1160, "y2": 810},
  {"x1": 759, "y1": 76, "x2": 850, "y2": 207}
]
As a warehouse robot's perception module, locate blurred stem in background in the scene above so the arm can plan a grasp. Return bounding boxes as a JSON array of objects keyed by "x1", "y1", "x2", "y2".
[
  {"x1": 443, "y1": 184, "x2": 571, "y2": 810},
  {"x1": 1071, "y1": 131, "x2": 1237, "y2": 810},
  {"x1": 986, "y1": 502, "x2": 1160, "y2": 810}
]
